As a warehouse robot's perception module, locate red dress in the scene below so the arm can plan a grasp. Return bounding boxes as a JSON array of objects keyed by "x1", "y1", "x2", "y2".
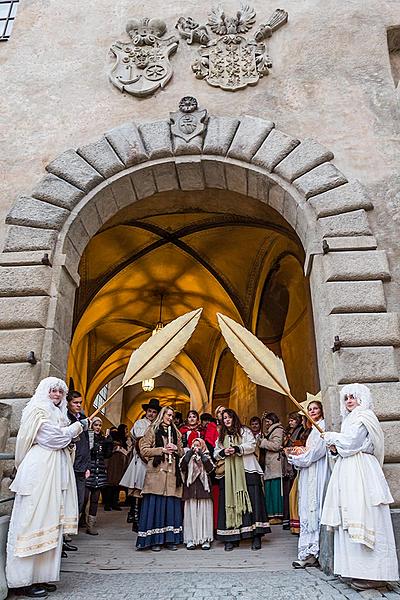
[{"x1": 179, "y1": 424, "x2": 203, "y2": 448}]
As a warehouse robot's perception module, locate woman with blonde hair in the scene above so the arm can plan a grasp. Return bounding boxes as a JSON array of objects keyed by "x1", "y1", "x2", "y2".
[{"x1": 136, "y1": 406, "x2": 184, "y2": 551}]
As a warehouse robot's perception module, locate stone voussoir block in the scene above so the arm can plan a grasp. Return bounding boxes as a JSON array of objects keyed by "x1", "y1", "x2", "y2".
[
  {"x1": 247, "y1": 169, "x2": 270, "y2": 203},
  {"x1": 6, "y1": 196, "x2": 69, "y2": 231},
  {"x1": 294, "y1": 164, "x2": 348, "y2": 199},
  {"x1": 318, "y1": 209, "x2": 371, "y2": 238},
  {"x1": 334, "y1": 346, "x2": 399, "y2": 384},
  {"x1": 201, "y1": 158, "x2": 227, "y2": 190},
  {"x1": 0, "y1": 296, "x2": 50, "y2": 328},
  {"x1": 227, "y1": 116, "x2": 274, "y2": 162},
  {"x1": 309, "y1": 181, "x2": 373, "y2": 218},
  {"x1": 322, "y1": 236, "x2": 377, "y2": 251},
  {"x1": 105, "y1": 121, "x2": 148, "y2": 166},
  {"x1": 202, "y1": 116, "x2": 240, "y2": 156},
  {"x1": 75, "y1": 200, "x2": 102, "y2": 238},
  {"x1": 92, "y1": 187, "x2": 119, "y2": 225},
  {"x1": 138, "y1": 120, "x2": 173, "y2": 159},
  {"x1": 324, "y1": 280, "x2": 386, "y2": 314},
  {"x1": 225, "y1": 163, "x2": 247, "y2": 195},
  {"x1": 46, "y1": 149, "x2": 104, "y2": 192},
  {"x1": 77, "y1": 137, "x2": 125, "y2": 179},
  {"x1": 252, "y1": 128, "x2": 300, "y2": 172},
  {"x1": 110, "y1": 175, "x2": 137, "y2": 210},
  {"x1": 130, "y1": 168, "x2": 157, "y2": 200},
  {"x1": 31, "y1": 173, "x2": 84, "y2": 210},
  {"x1": 330, "y1": 313, "x2": 400, "y2": 346},
  {"x1": 274, "y1": 138, "x2": 334, "y2": 183},
  {"x1": 3, "y1": 226, "x2": 58, "y2": 253},
  {"x1": 0, "y1": 266, "x2": 52, "y2": 297},
  {"x1": 152, "y1": 161, "x2": 179, "y2": 193},
  {"x1": 175, "y1": 159, "x2": 204, "y2": 191},
  {"x1": 0, "y1": 364, "x2": 41, "y2": 399},
  {"x1": 323, "y1": 250, "x2": 390, "y2": 282}
]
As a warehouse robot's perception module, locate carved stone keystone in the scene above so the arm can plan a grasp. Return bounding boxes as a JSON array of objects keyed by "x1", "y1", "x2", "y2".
[{"x1": 170, "y1": 97, "x2": 208, "y2": 143}]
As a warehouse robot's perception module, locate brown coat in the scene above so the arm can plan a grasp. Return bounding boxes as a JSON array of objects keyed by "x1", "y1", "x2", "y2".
[
  {"x1": 180, "y1": 450, "x2": 214, "y2": 501},
  {"x1": 139, "y1": 426, "x2": 184, "y2": 498},
  {"x1": 260, "y1": 423, "x2": 284, "y2": 480}
]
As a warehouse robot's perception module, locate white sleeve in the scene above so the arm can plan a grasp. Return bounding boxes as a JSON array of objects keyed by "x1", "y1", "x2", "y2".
[
  {"x1": 133, "y1": 420, "x2": 149, "y2": 438},
  {"x1": 35, "y1": 421, "x2": 83, "y2": 450},
  {"x1": 290, "y1": 433, "x2": 326, "y2": 469},
  {"x1": 238, "y1": 428, "x2": 256, "y2": 456},
  {"x1": 324, "y1": 422, "x2": 371, "y2": 457}
]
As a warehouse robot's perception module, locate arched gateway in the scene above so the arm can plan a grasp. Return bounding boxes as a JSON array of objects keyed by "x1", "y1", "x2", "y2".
[{"x1": 1, "y1": 107, "x2": 399, "y2": 503}]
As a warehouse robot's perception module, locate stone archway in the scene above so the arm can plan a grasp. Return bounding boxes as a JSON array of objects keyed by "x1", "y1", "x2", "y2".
[{"x1": 1, "y1": 110, "x2": 399, "y2": 502}]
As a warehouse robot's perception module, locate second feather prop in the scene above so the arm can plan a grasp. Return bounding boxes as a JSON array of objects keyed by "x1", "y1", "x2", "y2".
[
  {"x1": 90, "y1": 307, "x2": 203, "y2": 419},
  {"x1": 216, "y1": 313, "x2": 323, "y2": 433}
]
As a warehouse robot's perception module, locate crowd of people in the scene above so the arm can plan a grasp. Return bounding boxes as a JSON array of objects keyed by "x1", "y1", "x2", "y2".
[{"x1": 4, "y1": 378, "x2": 399, "y2": 597}]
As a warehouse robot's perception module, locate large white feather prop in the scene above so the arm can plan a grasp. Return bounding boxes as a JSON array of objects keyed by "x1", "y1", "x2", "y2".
[
  {"x1": 217, "y1": 313, "x2": 290, "y2": 395},
  {"x1": 90, "y1": 308, "x2": 202, "y2": 419},
  {"x1": 216, "y1": 313, "x2": 323, "y2": 432},
  {"x1": 122, "y1": 308, "x2": 202, "y2": 386}
]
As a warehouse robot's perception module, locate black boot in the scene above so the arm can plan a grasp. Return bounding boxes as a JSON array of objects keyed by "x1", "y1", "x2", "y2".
[
  {"x1": 15, "y1": 585, "x2": 48, "y2": 597},
  {"x1": 251, "y1": 535, "x2": 261, "y2": 551},
  {"x1": 132, "y1": 497, "x2": 142, "y2": 533},
  {"x1": 127, "y1": 496, "x2": 135, "y2": 523},
  {"x1": 224, "y1": 542, "x2": 234, "y2": 551}
]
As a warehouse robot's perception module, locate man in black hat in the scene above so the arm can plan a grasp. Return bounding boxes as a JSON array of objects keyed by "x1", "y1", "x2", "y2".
[{"x1": 120, "y1": 398, "x2": 161, "y2": 531}]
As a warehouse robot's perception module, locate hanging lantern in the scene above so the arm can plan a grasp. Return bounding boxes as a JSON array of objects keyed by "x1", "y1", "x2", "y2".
[{"x1": 142, "y1": 379, "x2": 155, "y2": 392}]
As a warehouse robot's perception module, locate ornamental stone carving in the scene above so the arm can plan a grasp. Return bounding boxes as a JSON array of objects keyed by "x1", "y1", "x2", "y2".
[
  {"x1": 109, "y1": 17, "x2": 179, "y2": 97},
  {"x1": 176, "y1": 5, "x2": 288, "y2": 91},
  {"x1": 170, "y1": 97, "x2": 208, "y2": 143}
]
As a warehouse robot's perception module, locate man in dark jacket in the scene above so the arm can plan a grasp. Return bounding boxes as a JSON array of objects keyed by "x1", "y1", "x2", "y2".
[{"x1": 67, "y1": 391, "x2": 91, "y2": 522}]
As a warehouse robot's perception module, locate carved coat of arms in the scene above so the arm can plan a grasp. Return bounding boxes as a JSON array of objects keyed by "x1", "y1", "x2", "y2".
[
  {"x1": 176, "y1": 5, "x2": 288, "y2": 91},
  {"x1": 109, "y1": 18, "x2": 178, "y2": 97},
  {"x1": 170, "y1": 97, "x2": 208, "y2": 143}
]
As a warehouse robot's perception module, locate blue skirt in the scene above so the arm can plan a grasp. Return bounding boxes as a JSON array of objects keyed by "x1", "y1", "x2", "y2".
[{"x1": 136, "y1": 494, "x2": 183, "y2": 548}]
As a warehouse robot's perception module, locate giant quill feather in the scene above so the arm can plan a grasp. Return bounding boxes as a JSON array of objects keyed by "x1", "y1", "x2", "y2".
[
  {"x1": 90, "y1": 308, "x2": 202, "y2": 419},
  {"x1": 216, "y1": 313, "x2": 323, "y2": 432}
]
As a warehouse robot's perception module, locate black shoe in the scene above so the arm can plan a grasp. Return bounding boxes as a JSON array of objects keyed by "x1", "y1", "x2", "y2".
[
  {"x1": 166, "y1": 544, "x2": 178, "y2": 551},
  {"x1": 251, "y1": 536, "x2": 261, "y2": 551},
  {"x1": 150, "y1": 545, "x2": 161, "y2": 552},
  {"x1": 15, "y1": 585, "x2": 48, "y2": 597},
  {"x1": 127, "y1": 511, "x2": 134, "y2": 523},
  {"x1": 62, "y1": 541, "x2": 77, "y2": 552},
  {"x1": 224, "y1": 542, "x2": 234, "y2": 551},
  {"x1": 61, "y1": 550, "x2": 68, "y2": 558},
  {"x1": 41, "y1": 583, "x2": 57, "y2": 593},
  {"x1": 111, "y1": 505, "x2": 122, "y2": 511},
  {"x1": 131, "y1": 520, "x2": 138, "y2": 533},
  {"x1": 233, "y1": 540, "x2": 240, "y2": 547}
]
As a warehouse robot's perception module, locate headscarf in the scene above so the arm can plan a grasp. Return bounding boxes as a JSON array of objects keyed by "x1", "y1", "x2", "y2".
[
  {"x1": 185, "y1": 437, "x2": 211, "y2": 492},
  {"x1": 15, "y1": 377, "x2": 68, "y2": 467},
  {"x1": 339, "y1": 383, "x2": 384, "y2": 466}
]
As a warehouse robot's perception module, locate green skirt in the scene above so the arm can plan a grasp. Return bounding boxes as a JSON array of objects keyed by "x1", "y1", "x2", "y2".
[{"x1": 264, "y1": 478, "x2": 283, "y2": 520}]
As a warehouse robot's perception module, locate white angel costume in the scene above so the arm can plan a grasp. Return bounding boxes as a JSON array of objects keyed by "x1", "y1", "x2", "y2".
[
  {"x1": 120, "y1": 417, "x2": 151, "y2": 493},
  {"x1": 289, "y1": 419, "x2": 328, "y2": 560},
  {"x1": 6, "y1": 377, "x2": 83, "y2": 589},
  {"x1": 321, "y1": 384, "x2": 399, "y2": 581}
]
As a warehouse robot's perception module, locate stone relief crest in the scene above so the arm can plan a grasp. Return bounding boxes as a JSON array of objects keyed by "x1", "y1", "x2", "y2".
[
  {"x1": 170, "y1": 97, "x2": 208, "y2": 143},
  {"x1": 109, "y1": 17, "x2": 179, "y2": 97},
  {"x1": 176, "y1": 5, "x2": 288, "y2": 91}
]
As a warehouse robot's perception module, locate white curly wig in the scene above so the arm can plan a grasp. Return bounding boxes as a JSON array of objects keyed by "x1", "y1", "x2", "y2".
[{"x1": 339, "y1": 383, "x2": 374, "y2": 418}]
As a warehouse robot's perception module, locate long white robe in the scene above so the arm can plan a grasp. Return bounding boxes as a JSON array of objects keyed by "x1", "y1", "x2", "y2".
[
  {"x1": 6, "y1": 420, "x2": 82, "y2": 588},
  {"x1": 321, "y1": 410, "x2": 399, "y2": 581},
  {"x1": 290, "y1": 420, "x2": 328, "y2": 560},
  {"x1": 119, "y1": 418, "x2": 151, "y2": 491}
]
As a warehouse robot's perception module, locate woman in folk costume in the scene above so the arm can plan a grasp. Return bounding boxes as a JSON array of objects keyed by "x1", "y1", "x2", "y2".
[
  {"x1": 260, "y1": 412, "x2": 285, "y2": 524},
  {"x1": 214, "y1": 409, "x2": 270, "y2": 551},
  {"x1": 180, "y1": 437, "x2": 214, "y2": 550},
  {"x1": 211, "y1": 405, "x2": 227, "y2": 531},
  {"x1": 179, "y1": 409, "x2": 203, "y2": 449},
  {"x1": 321, "y1": 384, "x2": 399, "y2": 591},
  {"x1": 120, "y1": 398, "x2": 160, "y2": 531},
  {"x1": 136, "y1": 406, "x2": 184, "y2": 551},
  {"x1": 287, "y1": 401, "x2": 328, "y2": 568},
  {"x1": 6, "y1": 377, "x2": 88, "y2": 598}
]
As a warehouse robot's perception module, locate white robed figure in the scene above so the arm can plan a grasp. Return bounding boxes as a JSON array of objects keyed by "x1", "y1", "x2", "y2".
[
  {"x1": 6, "y1": 377, "x2": 87, "y2": 598},
  {"x1": 288, "y1": 401, "x2": 328, "y2": 568},
  {"x1": 321, "y1": 383, "x2": 399, "y2": 589}
]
